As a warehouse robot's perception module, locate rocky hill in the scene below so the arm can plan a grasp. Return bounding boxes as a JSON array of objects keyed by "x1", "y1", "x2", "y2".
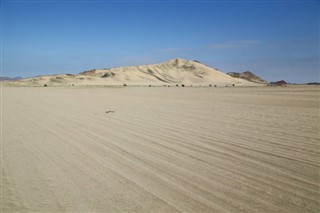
[
  {"x1": 227, "y1": 71, "x2": 267, "y2": 84},
  {"x1": 269, "y1": 80, "x2": 288, "y2": 86}
]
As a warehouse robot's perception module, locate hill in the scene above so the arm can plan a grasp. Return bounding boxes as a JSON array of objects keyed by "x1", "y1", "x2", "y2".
[
  {"x1": 269, "y1": 80, "x2": 288, "y2": 86},
  {"x1": 227, "y1": 71, "x2": 267, "y2": 84},
  {"x1": 0, "y1": 76, "x2": 22, "y2": 81},
  {"x1": 10, "y1": 58, "x2": 262, "y2": 87}
]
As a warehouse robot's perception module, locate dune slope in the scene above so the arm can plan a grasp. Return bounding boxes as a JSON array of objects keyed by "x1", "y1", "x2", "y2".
[{"x1": 13, "y1": 58, "x2": 259, "y2": 86}]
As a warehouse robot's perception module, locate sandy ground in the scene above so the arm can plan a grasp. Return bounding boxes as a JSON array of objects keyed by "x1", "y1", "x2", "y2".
[{"x1": 1, "y1": 86, "x2": 319, "y2": 212}]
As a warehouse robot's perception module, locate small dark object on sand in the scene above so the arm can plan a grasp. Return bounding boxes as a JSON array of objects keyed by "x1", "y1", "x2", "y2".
[{"x1": 106, "y1": 110, "x2": 115, "y2": 113}]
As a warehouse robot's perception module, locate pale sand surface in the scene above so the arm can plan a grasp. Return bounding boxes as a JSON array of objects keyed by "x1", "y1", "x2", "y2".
[{"x1": 1, "y1": 86, "x2": 319, "y2": 212}]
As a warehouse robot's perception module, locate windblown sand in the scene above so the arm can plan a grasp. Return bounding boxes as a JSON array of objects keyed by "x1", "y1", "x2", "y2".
[{"x1": 1, "y1": 86, "x2": 319, "y2": 212}]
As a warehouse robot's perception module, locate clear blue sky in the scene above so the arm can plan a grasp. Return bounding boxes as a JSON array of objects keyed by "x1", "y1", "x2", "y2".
[{"x1": 1, "y1": 0, "x2": 319, "y2": 83}]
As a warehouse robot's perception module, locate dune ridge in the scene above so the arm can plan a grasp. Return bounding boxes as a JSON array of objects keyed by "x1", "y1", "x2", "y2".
[{"x1": 11, "y1": 58, "x2": 261, "y2": 87}]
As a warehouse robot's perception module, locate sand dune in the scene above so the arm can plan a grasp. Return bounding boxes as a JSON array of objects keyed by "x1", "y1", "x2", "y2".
[
  {"x1": 2, "y1": 86, "x2": 319, "y2": 212},
  {"x1": 10, "y1": 58, "x2": 261, "y2": 87}
]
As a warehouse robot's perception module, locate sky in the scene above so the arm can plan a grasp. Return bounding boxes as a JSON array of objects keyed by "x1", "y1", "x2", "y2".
[{"x1": 1, "y1": 0, "x2": 319, "y2": 83}]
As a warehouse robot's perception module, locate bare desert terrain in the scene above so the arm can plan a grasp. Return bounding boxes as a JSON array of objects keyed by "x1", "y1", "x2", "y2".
[
  {"x1": 1, "y1": 86, "x2": 319, "y2": 212},
  {"x1": 8, "y1": 59, "x2": 261, "y2": 87}
]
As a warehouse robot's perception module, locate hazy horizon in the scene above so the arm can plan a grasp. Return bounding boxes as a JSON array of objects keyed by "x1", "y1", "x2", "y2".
[{"x1": 2, "y1": 0, "x2": 319, "y2": 83}]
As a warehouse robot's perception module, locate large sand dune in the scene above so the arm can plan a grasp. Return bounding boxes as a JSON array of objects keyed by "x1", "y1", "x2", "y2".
[
  {"x1": 11, "y1": 58, "x2": 260, "y2": 87},
  {"x1": 1, "y1": 86, "x2": 319, "y2": 212}
]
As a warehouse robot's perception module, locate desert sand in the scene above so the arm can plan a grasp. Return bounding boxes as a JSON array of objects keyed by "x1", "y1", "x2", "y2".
[{"x1": 1, "y1": 86, "x2": 319, "y2": 212}]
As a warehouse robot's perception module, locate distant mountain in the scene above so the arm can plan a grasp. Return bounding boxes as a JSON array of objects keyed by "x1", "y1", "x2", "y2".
[
  {"x1": 10, "y1": 58, "x2": 261, "y2": 87},
  {"x1": 227, "y1": 71, "x2": 267, "y2": 84},
  {"x1": 306, "y1": 82, "x2": 320, "y2": 85},
  {"x1": 269, "y1": 80, "x2": 288, "y2": 86},
  {"x1": 0, "y1": 76, "x2": 22, "y2": 81}
]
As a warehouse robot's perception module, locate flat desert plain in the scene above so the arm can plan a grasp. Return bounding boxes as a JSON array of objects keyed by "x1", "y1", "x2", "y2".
[{"x1": 1, "y1": 86, "x2": 319, "y2": 213}]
